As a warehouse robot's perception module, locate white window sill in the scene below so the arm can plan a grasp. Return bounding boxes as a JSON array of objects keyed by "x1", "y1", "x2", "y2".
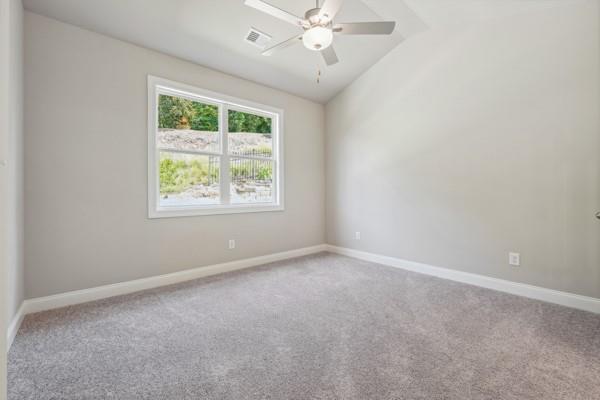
[{"x1": 148, "y1": 203, "x2": 284, "y2": 219}]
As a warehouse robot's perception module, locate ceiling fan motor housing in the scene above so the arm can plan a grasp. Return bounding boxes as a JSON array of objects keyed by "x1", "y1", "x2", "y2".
[{"x1": 305, "y1": 8, "x2": 325, "y2": 26}]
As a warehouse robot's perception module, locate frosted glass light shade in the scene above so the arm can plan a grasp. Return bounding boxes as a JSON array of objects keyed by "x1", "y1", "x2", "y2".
[{"x1": 302, "y1": 26, "x2": 333, "y2": 51}]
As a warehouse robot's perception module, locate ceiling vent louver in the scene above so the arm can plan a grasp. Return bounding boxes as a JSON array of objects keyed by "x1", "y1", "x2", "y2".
[{"x1": 245, "y1": 27, "x2": 272, "y2": 49}]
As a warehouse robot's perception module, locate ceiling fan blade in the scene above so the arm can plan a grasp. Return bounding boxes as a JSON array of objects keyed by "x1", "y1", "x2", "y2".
[
  {"x1": 321, "y1": 46, "x2": 339, "y2": 66},
  {"x1": 360, "y1": 0, "x2": 428, "y2": 38},
  {"x1": 262, "y1": 35, "x2": 303, "y2": 56},
  {"x1": 318, "y1": 0, "x2": 344, "y2": 22},
  {"x1": 244, "y1": 0, "x2": 304, "y2": 27},
  {"x1": 333, "y1": 21, "x2": 396, "y2": 35}
]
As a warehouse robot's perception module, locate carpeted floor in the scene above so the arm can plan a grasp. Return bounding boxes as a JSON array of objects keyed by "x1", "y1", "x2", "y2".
[{"x1": 8, "y1": 253, "x2": 600, "y2": 399}]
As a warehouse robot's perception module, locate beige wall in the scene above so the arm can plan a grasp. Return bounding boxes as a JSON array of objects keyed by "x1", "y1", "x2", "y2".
[
  {"x1": 2, "y1": 0, "x2": 24, "y2": 393},
  {"x1": 0, "y1": 0, "x2": 9, "y2": 393},
  {"x1": 7, "y1": 0, "x2": 24, "y2": 329},
  {"x1": 326, "y1": 1, "x2": 600, "y2": 298},
  {"x1": 22, "y1": 2, "x2": 600, "y2": 302},
  {"x1": 24, "y1": 12, "x2": 325, "y2": 298}
]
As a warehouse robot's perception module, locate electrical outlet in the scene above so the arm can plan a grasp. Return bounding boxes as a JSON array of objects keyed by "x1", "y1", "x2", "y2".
[
  {"x1": 228, "y1": 239, "x2": 236, "y2": 250},
  {"x1": 355, "y1": 232, "x2": 361, "y2": 240},
  {"x1": 509, "y1": 252, "x2": 520, "y2": 266}
]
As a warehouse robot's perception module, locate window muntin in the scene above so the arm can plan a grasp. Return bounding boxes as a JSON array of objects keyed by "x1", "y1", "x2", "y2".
[{"x1": 148, "y1": 76, "x2": 283, "y2": 218}]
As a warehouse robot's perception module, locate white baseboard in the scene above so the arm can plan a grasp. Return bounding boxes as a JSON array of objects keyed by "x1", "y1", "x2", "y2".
[
  {"x1": 9, "y1": 242, "x2": 598, "y2": 352},
  {"x1": 20, "y1": 244, "x2": 328, "y2": 317},
  {"x1": 7, "y1": 302, "x2": 26, "y2": 352},
  {"x1": 326, "y1": 245, "x2": 600, "y2": 314}
]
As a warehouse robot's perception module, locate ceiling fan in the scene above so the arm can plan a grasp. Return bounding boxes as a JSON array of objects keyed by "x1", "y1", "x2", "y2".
[{"x1": 244, "y1": 0, "x2": 396, "y2": 66}]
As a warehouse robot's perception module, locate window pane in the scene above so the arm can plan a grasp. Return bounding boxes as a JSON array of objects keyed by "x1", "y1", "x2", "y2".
[
  {"x1": 157, "y1": 94, "x2": 219, "y2": 153},
  {"x1": 159, "y1": 151, "x2": 220, "y2": 207},
  {"x1": 228, "y1": 109, "x2": 272, "y2": 158},
  {"x1": 230, "y1": 158, "x2": 274, "y2": 204}
]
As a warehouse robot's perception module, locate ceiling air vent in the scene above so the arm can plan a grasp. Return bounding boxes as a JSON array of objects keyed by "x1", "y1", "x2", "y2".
[{"x1": 245, "y1": 27, "x2": 272, "y2": 49}]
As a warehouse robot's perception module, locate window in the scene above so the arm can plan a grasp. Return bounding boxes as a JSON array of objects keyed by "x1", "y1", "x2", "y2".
[{"x1": 148, "y1": 76, "x2": 283, "y2": 218}]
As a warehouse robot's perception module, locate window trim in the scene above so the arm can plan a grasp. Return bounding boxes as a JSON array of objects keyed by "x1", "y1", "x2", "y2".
[{"x1": 147, "y1": 75, "x2": 284, "y2": 219}]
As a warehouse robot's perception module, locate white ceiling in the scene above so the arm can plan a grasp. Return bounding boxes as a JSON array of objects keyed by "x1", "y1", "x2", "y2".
[{"x1": 23, "y1": 0, "x2": 570, "y2": 103}]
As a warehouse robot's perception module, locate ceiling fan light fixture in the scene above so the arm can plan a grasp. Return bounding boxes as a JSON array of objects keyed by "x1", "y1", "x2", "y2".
[{"x1": 302, "y1": 26, "x2": 333, "y2": 51}]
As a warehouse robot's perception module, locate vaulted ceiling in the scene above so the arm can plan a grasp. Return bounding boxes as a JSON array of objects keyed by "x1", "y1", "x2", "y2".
[{"x1": 23, "y1": 0, "x2": 569, "y2": 103}]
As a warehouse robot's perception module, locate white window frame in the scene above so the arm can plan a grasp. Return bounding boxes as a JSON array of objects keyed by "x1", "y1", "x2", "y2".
[{"x1": 147, "y1": 75, "x2": 284, "y2": 218}]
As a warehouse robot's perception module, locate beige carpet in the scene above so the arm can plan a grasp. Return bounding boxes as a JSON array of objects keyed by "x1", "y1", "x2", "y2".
[{"x1": 8, "y1": 253, "x2": 600, "y2": 399}]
